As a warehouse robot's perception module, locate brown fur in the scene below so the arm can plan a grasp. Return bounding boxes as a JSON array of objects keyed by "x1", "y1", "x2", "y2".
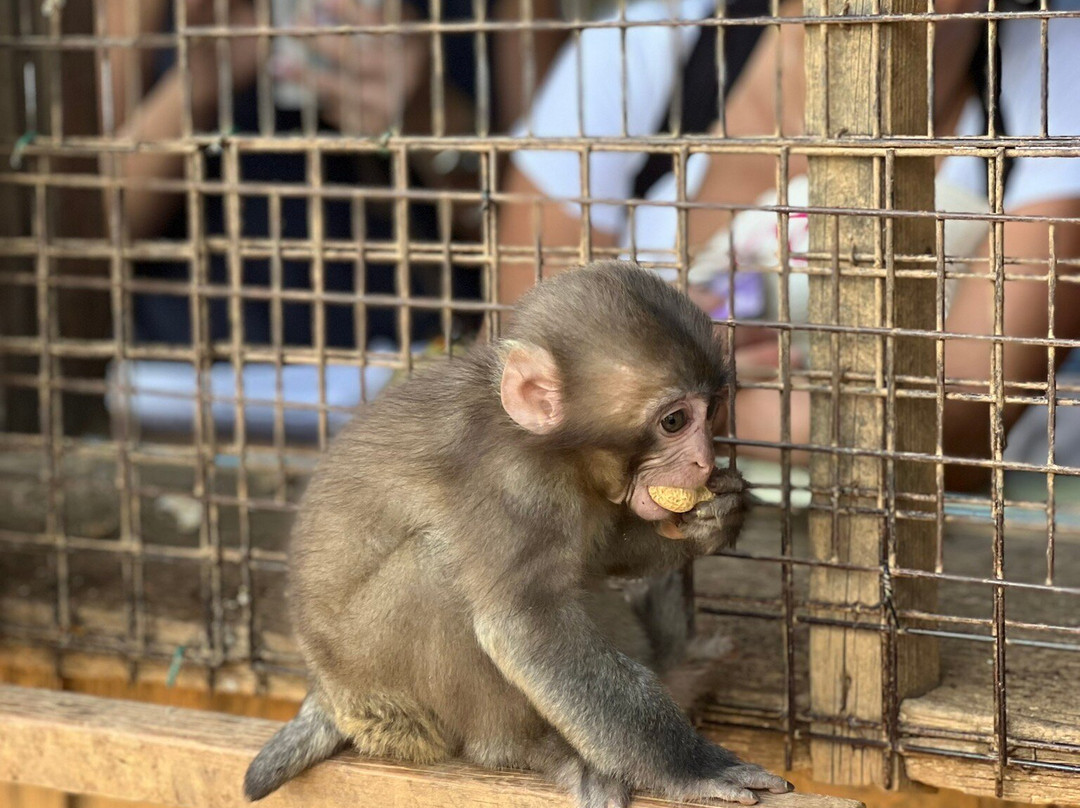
[{"x1": 243, "y1": 262, "x2": 791, "y2": 808}]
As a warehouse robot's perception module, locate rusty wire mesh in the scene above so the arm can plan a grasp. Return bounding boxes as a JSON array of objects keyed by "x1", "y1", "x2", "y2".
[{"x1": 1, "y1": 0, "x2": 1079, "y2": 801}]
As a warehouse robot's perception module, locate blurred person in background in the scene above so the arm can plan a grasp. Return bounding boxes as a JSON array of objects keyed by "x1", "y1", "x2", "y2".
[
  {"x1": 100, "y1": 0, "x2": 565, "y2": 438},
  {"x1": 498, "y1": 0, "x2": 1080, "y2": 492}
]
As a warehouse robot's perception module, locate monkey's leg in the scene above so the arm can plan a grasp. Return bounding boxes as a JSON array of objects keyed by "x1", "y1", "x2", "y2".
[
  {"x1": 329, "y1": 691, "x2": 454, "y2": 764},
  {"x1": 558, "y1": 758, "x2": 632, "y2": 808},
  {"x1": 624, "y1": 569, "x2": 690, "y2": 671},
  {"x1": 513, "y1": 732, "x2": 632, "y2": 808},
  {"x1": 582, "y1": 580, "x2": 653, "y2": 665},
  {"x1": 624, "y1": 570, "x2": 732, "y2": 717},
  {"x1": 661, "y1": 633, "x2": 734, "y2": 719}
]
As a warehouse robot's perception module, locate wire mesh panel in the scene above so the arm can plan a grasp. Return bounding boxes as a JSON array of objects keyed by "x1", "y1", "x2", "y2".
[{"x1": 1, "y1": 0, "x2": 1079, "y2": 803}]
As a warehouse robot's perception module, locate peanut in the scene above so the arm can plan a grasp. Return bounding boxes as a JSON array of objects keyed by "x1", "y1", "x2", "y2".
[{"x1": 647, "y1": 485, "x2": 716, "y2": 514}]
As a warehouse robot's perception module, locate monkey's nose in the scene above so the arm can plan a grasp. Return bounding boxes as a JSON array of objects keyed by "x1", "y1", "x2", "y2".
[
  {"x1": 691, "y1": 454, "x2": 715, "y2": 488},
  {"x1": 693, "y1": 433, "x2": 716, "y2": 473}
]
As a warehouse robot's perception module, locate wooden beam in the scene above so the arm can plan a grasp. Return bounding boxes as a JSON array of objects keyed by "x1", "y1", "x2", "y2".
[
  {"x1": 0, "y1": 685, "x2": 863, "y2": 808},
  {"x1": 803, "y1": 0, "x2": 940, "y2": 790},
  {"x1": 900, "y1": 639, "x2": 1080, "y2": 805},
  {"x1": 902, "y1": 755, "x2": 1080, "y2": 806}
]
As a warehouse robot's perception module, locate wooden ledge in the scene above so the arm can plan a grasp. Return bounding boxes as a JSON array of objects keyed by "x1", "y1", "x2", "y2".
[{"x1": 0, "y1": 685, "x2": 863, "y2": 808}]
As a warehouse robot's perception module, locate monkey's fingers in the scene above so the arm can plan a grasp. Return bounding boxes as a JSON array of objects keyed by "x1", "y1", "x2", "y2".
[
  {"x1": 697, "y1": 780, "x2": 758, "y2": 805},
  {"x1": 724, "y1": 764, "x2": 794, "y2": 794}
]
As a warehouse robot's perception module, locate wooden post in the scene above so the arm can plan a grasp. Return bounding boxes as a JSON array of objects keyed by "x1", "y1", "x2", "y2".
[{"x1": 804, "y1": 0, "x2": 940, "y2": 788}]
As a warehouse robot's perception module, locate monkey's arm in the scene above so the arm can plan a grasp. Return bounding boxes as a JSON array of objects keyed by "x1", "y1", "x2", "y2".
[
  {"x1": 601, "y1": 516, "x2": 698, "y2": 578},
  {"x1": 474, "y1": 584, "x2": 738, "y2": 792}
]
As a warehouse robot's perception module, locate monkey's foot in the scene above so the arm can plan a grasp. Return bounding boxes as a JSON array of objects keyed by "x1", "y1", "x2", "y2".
[
  {"x1": 334, "y1": 692, "x2": 450, "y2": 764},
  {"x1": 552, "y1": 756, "x2": 631, "y2": 808},
  {"x1": 575, "y1": 767, "x2": 631, "y2": 808},
  {"x1": 662, "y1": 631, "x2": 735, "y2": 717}
]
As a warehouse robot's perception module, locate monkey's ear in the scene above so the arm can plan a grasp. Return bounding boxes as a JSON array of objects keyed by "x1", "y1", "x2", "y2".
[{"x1": 500, "y1": 343, "x2": 563, "y2": 434}]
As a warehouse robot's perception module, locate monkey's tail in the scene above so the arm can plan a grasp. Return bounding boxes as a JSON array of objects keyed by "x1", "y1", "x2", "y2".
[{"x1": 243, "y1": 691, "x2": 345, "y2": 801}]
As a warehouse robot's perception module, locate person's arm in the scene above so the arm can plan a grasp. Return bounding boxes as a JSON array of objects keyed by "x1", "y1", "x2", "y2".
[
  {"x1": 942, "y1": 199, "x2": 1080, "y2": 490},
  {"x1": 491, "y1": 0, "x2": 567, "y2": 132},
  {"x1": 103, "y1": 0, "x2": 258, "y2": 240},
  {"x1": 685, "y1": 0, "x2": 806, "y2": 249},
  {"x1": 110, "y1": 72, "x2": 226, "y2": 239},
  {"x1": 102, "y1": 0, "x2": 181, "y2": 240},
  {"x1": 498, "y1": 168, "x2": 619, "y2": 305},
  {"x1": 103, "y1": 0, "x2": 172, "y2": 128},
  {"x1": 728, "y1": 199, "x2": 1080, "y2": 490}
]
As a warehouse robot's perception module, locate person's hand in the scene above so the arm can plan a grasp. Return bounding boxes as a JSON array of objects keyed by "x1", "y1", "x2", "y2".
[
  {"x1": 184, "y1": 0, "x2": 261, "y2": 113},
  {"x1": 185, "y1": 0, "x2": 253, "y2": 25},
  {"x1": 276, "y1": 0, "x2": 430, "y2": 135},
  {"x1": 687, "y1": 282, "x2": 726, "y2": 317},
  {"x1": 734, "y1": 337, "x2": 794, "y2": 372}
]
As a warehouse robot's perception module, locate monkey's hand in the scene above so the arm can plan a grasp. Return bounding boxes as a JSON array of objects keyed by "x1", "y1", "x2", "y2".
[
  {"x1": 677, "y1": 466, "x2": 748, "y2": 555},
  {"x1": 474, "y1": 590, "x2": 791, "y2": 807}
]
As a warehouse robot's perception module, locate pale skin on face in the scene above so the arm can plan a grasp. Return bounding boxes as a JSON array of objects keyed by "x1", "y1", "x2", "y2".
[
  {"x1": 499, "y1": 343, "x2": 718, "y2": 522},
  {"x1": 626, "y1": 395, "x2": 716, "y2": 522}
]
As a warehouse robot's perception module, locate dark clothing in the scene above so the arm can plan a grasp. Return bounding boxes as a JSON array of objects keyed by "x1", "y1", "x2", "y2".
[
  {"x1": 632, "y1": 0, "x2": 769, "y2": 200},
  {"x1": 135, "y1": 0, "x2": 487, "y2": 348},
  {"x1": 135, "y1": 104, "x2": 423, "y2": 347}
]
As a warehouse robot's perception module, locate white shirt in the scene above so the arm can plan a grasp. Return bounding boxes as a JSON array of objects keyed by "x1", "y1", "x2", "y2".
[
  {"x1": 940, "y1": 5, "x2": 1080, "y2": 212},
  {"x1": 510, "y1": 0, "x2": 715, "y2": 241}
]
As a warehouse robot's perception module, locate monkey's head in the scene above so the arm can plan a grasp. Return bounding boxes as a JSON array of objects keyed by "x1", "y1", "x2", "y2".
[{"x1": 498, "y1": 261, "x2": 728, "y2": 523}]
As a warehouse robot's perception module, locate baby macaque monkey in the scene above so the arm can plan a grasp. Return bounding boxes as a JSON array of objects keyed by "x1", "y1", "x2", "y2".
[{"x1": 244, "y1": 261, "x2": 791, "y2": 807}]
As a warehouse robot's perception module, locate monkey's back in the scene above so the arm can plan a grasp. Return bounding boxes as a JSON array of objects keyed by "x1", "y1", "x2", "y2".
[{"x1": 286, "y1": 348, "x2": 557, "y2": 755}]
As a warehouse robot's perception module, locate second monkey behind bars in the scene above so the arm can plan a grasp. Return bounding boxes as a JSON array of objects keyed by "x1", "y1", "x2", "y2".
[{"x1": 242, "y1": 261, "x2": 792, "y2": 806}]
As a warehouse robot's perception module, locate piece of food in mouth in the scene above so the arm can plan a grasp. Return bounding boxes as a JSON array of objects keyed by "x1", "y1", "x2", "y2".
[{"x1": 647, "y1": 485, "x2": 716, "y2": 514}]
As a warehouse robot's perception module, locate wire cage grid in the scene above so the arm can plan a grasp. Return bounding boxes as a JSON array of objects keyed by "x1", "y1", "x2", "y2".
[{"x1": 1, "y1": 0, "x2": 1079, "y2": 803}]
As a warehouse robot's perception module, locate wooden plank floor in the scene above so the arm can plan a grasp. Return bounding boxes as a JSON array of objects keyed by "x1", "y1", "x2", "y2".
[{"x1": 0, "y1": 685, "x2": 863, "y2": 808}]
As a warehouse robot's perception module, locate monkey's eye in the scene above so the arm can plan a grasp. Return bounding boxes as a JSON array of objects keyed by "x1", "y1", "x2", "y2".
[{"x1": 660, "y1": 409, "x2": 688, "y2": 434}]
